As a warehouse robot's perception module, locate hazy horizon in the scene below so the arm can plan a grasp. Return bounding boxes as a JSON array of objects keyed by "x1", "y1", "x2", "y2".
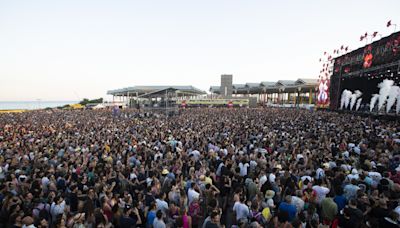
[{"x1": 1, "y1": 0, "x2": 400, "y2": 101}]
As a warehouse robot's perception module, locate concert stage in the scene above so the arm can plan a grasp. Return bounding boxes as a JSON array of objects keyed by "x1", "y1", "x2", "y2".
[{"x1": 329, "y1": 31, "x2": 400, "y2": 114}]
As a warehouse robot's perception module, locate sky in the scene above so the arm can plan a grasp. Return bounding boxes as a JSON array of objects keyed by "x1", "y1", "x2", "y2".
[{"x1": 1, "y1": 0, "x2": 400, "y2": 101}]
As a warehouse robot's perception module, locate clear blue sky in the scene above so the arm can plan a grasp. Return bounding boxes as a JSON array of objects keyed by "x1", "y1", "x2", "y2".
[{"x1": 1, "y1": 0, "x2": 399, "y2": 101}]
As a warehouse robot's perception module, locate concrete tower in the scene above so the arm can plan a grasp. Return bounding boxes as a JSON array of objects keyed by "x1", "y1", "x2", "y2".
[{"x1": 220, "y1": 74, "x2": 233, "y2": 98}]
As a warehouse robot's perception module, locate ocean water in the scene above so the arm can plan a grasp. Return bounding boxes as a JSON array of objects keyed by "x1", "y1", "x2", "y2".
[{"x1": 0, "y1": 101, "x2": 78, "y2": 110}]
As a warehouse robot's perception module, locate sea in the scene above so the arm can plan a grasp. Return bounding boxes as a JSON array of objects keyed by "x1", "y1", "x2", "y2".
[{"x1": 0, "y1": 101, "x2": 78, "y2": 110}]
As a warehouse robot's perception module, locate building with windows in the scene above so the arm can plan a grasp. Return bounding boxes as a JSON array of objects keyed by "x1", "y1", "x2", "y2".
[{"x1": 210, "y1": 78, "x2": 318, "y2": 105}]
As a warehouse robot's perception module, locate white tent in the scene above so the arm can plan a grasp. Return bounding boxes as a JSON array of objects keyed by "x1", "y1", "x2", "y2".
[{"x1": 92, "y1": 104, "x2": 105, "y2": 109}]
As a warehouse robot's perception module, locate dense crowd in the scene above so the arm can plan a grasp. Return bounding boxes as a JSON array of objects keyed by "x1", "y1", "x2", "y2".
[{"x1": 0, "y1": 108, "x2": 399, "y2": 228}]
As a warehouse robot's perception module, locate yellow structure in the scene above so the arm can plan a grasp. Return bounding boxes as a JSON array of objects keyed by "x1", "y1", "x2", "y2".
[
  {"x1": 0, "y1": 109, "x2": 26, "y2": 114},
  {"x1": 70, "y1": 104, "x2": 84, "y2": 109}
]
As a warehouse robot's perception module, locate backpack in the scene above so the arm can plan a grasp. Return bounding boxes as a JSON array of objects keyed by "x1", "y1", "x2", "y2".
[{"x1": 250, "y1": 210, "x2": 262, "y2": 223}]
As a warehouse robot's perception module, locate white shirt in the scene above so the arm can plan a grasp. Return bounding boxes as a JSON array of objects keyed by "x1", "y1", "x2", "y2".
[
  {"x1": 312, "y1": 185, "x2": 330, "y2": 204},
  {"x1": 154, "y1": 152, "x2": 163, "y2": 161},
  {"x1": 153, "y1": 218, "x2": 166, "y2": 228},
  {"x1": 156, "y1": 199, "x2": 169, "y2": 214},
  {"x1": 259, "y1": 175, "x2": 267, "y2": 187},
  {"x1": 250, "y1": 160, "x2": 257, "y2": 169},
  {"x1": 347, "y1": 173, "x2": 359, "y2": 181},
  {"x1": 316, "y1": 168, "x2": 325, "y2": 179},
  {"x1": 188, "y1": 188, "x2": 200, "y2": 205},
  {"x1": 329, "y1": 161, "x2": 337, "y2": 169},
  {"x1": 368, "y1": 171, "x2": 382, "y2": 187},
  {"x1": 394, "y1": 206, "x2": 400, "y2": 220},
  {"x1": 189, "y1": 150, "x2": 201, "y2": 159},
  {"x1": 239, "y1": 163, "x2": 249, "y2": 176},
  {"x1": 341, "y1": 164, "x2": 351, "y2": 172},
  {"x1": 233, "y1": 202, "x2": 250, "y2": 221},
  {"x1": 266, "y1": 198, "x2": 275, "y2": 208},
  {"x1": 342, "y1": 151, "x2": 349, "y2": 158},
  {"x1": 291, "y1": 196, "x2": 305, "y2": 212},
  {"x1": 296, "y1": 154, "x2": 304, "y2": 161},
  {"x1": 50, "y1": 201, "x2": 65, "y2": 221},
  {"x1": 146, "y1": 177, "x2": 153, "y2": 187},
  {"x1": 216, "y1": 163, "x2": 224, "y2": 176},
  {"x1": 268, "y1": 173, "x2": 276, "y2": 183},
  {"x1": 368, "y1": 171, "x2": 382, "y2": 181},
  {"x1": 301, "y1": 176, "x2": 312, "y2": 183},
  {"x1": 41, "y1": 177, "x2": 50, "y2": 187},
  {"x1": 129, "y1": 173, "x2": 137, "y2": 180}
]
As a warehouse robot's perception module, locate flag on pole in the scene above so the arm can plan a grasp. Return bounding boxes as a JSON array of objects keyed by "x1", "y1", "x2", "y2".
[
  {"x1": 387, "y1": 20, "x2": 392, "y2": 27},
  {"x1": 360, "y1": 36, "x2": 364, "y2": 41},
  {"x1": 372, "y1": 31, "x2": 378, "y2": 38}
]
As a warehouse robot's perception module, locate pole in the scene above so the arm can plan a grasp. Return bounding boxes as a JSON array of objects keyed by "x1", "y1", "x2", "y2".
[
  {"x1": 136, "y1": 92, "x2": 138, "y2": 109},
  {"x1": 277, "y1": 91, "x2": 280, "y2": 105},
  {"x1": 336, "y1": 65, "x2": 343, "y2": 110},
  {"x1": 165, "y1": 90, "x2": 168, "y2": 120},
  {"x1": 175, "y1": 91, "x2": 178, "y2": 113},
  {"x1": 299, "y1": 93, "x2": 302, "y2": 105}
]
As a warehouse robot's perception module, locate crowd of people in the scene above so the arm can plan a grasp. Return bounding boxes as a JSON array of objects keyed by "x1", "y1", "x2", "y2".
[{"x1": 0, "y1": 107, "x2": 399, "y2": 228}]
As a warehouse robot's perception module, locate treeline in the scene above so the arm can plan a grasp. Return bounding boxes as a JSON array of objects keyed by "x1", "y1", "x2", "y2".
[{"x1": 79, "y1": 98, "x2": 103, "y2": 105}]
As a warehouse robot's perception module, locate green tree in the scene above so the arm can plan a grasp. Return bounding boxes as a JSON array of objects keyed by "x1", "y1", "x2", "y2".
[{"x1": 79, "y1": 98, "x2": 103, "y2": 105}]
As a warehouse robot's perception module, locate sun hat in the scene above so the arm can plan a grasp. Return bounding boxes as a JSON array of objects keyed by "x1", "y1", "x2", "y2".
[
  {"x1": 161, "y1": 169, "x2": 169, "y2": 175},
  {"x1": 265, "y1": 190, "x2": 275, "y2": 199}
]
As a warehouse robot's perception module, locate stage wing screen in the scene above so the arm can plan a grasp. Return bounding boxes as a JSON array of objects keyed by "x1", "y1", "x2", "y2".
[{"x1": 333, "y1": 32, "x2": 400, "y2": 76}]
